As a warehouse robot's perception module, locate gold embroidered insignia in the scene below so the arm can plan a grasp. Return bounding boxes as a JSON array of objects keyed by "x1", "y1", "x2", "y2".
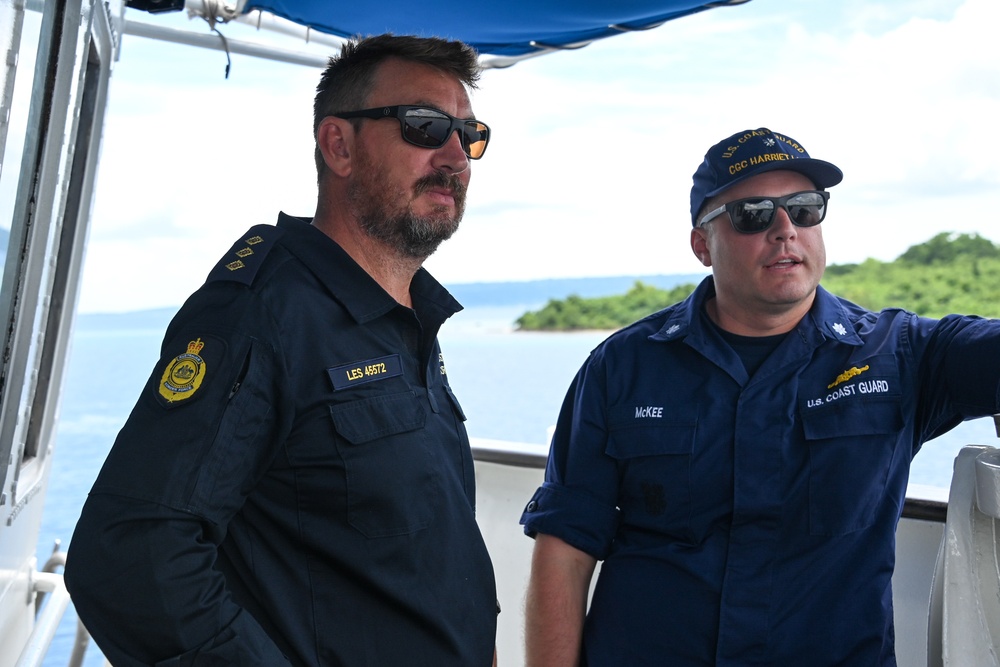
[
  {"x1": 827, "y1": 364, "x2": 870, "y2": 389},
  {"x1": 159, "y1": 338, "x2": 208, "y2": 402},
  {"x1": 236, "y1": 247, "x2": 254, "y2": 258},
  {"x1": 246, "y1": 235, "x2": 263, "y2": 245},
  {"x1": 226, "y1": 260, "x2": 245, "y2": 271}
]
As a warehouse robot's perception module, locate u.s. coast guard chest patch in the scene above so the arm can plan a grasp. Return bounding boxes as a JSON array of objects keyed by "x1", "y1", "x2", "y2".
[{"x1": 158, "y1": 338, "x2": 209, "y2": 404}]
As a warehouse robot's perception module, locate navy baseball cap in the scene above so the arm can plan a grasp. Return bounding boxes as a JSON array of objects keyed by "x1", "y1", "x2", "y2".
[{"x1": 690, "y1": 128, "x2": 843, "y2": 226}]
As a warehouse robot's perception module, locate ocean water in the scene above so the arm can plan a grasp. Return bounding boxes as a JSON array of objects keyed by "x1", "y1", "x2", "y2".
[{"x1": 37, "y1": 305, "x2": 997, "y2": 665}]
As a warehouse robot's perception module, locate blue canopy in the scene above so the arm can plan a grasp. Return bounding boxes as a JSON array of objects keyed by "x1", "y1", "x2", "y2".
[{"x1": 241, "y1": 0, "x2": 751, "y2": 57}]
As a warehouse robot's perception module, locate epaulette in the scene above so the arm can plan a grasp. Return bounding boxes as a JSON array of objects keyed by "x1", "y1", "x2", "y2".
[{"x1": 206, "y1": 224, "x2": 285, "y2": 286}]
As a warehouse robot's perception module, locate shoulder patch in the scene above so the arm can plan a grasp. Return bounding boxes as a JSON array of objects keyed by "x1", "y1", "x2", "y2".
[
  {"x1": 206, "y1": 224, "x2": 284, "y2": 286},
  {"x1": 158, "y1": 338, "x2": 208, "y2": 406},
  {"x1": 153, "y1": 334, "x2": 229, "y2": 410}
]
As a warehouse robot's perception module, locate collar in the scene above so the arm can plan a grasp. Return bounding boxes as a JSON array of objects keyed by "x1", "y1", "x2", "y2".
[
  {"x1": 806, "y1": 285, "x2": 864, "y2": 345},
  {"x1": 274, "y1": 213, "x2": 462, "y2": 327},
  {"x1": 649, "y1": 276, "x2": 863, "y2": 347}
]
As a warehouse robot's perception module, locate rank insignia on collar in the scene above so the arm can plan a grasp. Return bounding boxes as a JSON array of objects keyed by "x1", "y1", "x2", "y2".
[
  {"x1": 159, "y1": 338, "x2": 208, "y2": 403},
  {"x1": 831, "y1": 322, "x2": 848, "y2": 336}
]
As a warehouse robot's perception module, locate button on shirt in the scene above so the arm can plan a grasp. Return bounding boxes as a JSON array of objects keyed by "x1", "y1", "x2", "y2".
[
  {"x1": 520, "y1": 277, "x2": 1000, "y2": 666},
  {"x1": 67, "y1": 214, "x2": 497, "y2": 667}
]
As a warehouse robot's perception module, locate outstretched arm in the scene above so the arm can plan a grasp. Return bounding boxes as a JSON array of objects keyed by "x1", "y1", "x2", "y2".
[{"x1": 524, "y1": 533, "x2": 597, "y2": 667}]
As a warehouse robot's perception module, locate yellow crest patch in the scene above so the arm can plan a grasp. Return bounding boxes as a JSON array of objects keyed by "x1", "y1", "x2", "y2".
[{"x1": 159, "y1": 338, "x2": 208, "y2": 402}]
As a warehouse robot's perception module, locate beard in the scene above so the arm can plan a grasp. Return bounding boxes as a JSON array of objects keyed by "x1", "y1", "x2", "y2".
[{"x1": 348, "y1": 154, "x2": 467, "y2": 259}]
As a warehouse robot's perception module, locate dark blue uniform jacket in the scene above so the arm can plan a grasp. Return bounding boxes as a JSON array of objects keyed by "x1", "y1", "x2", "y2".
[
  {"x1": 67, "y1": 214, "x2": 497, "y2": 666},
  {"x1": 521, "y1": 276, "x2": 1000, "y2": 666}
]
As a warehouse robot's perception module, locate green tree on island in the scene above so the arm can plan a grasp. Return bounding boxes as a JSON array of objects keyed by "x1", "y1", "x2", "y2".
[{"x1": 516, "y1": 233, "x2": 1000, "y2": 331}]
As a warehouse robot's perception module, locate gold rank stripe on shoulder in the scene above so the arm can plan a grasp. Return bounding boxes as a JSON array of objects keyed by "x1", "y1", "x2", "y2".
[
  {"x1": 207, "y1": 226, "x2": 284, "y2": 286},
  {"x1": 224, "y1": 236, "x2": 264, "y2": 270}
]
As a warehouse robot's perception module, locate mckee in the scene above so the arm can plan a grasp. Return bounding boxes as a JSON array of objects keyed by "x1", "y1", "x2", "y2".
[{"x1": 520, "y1": 127, "x2": 1000, "y2": 666}]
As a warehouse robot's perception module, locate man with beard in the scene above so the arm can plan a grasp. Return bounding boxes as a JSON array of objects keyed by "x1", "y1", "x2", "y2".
[{"x1": 65, "y1": 35, "x2": 497, "y2": 666}]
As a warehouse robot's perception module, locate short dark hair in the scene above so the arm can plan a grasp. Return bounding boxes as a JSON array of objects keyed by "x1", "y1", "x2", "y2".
[{"x1": 313, "y1": 34, "x2": 482, "y2": 178}]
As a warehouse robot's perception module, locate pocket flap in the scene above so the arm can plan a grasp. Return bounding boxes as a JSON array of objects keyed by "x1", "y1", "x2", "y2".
[
  {"x1": 330, "y1": 391, "x2": 425, "y2": 444},
  {"x1": 606, "y1": 404, "x2": 697, "y2": 458},
  {"x1": 801, "y1": 399, "x2": 902, "y2": 440}
]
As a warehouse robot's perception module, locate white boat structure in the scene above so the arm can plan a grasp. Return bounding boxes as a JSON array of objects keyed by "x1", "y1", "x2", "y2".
[{"x1": 1, "y1": 1, "x2": 998, "y2": 666}]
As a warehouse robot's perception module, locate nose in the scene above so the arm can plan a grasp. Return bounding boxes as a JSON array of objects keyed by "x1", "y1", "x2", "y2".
[
  {"x1": 432, "y1": 128, "x2": 470, "y2": 174},
  {"x1": 767, "y1": 206, "x2": 797, "y2": 242}
]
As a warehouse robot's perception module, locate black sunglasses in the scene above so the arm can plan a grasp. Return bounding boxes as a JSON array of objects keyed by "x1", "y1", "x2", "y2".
[
  {"x1": 333, "y1": 105, "x2": 490, "y2": 159},
  {"x1": 698, "y1": 190, "x2": 830, "y2": 234}
]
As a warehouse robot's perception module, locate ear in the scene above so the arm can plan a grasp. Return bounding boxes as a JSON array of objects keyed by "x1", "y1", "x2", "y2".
[
  {"x1": 316, "y1": 116, "x2": 354, "y2": 177},
  {"x1": 691, "y1": 227, "x2": 713, "y2": 267}
]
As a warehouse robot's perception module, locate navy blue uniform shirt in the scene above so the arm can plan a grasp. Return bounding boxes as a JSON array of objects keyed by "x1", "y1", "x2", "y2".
[
  {"x1": 521, "y1": 276, "x2": 1000, "y2": 666},
  {"x1": 67, "y1": 214, "x2": 497, "y2": 666}
]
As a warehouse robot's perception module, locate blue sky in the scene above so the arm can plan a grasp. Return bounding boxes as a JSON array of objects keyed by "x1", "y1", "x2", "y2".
[{"x1": 80, "y1": 0, "x2": 999, "y2": 312}]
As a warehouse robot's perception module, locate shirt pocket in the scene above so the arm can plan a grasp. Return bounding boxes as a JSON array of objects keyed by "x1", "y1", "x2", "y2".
[
  {"x1": 605, "y1": 409, "x2": 697, "y2": 542},
  {"x1": 330, "y1": 391, "x2": 440, "y2": 538},
  {"x1": 801, "y1": 396, "x2": 903, "y2": 536}
]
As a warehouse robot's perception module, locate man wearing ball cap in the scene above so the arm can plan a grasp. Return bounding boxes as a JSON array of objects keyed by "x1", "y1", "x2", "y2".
[{"x1": 521, "y1": 127, "x2": 1000, "y2": 665}]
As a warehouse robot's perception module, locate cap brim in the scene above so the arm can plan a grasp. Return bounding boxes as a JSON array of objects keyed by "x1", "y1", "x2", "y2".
[{"x1": 703, "y1": 158, "x2": 844, "y2": 202}]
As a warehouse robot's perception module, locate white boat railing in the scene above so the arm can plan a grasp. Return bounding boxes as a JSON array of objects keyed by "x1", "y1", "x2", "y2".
[
  {"x1": 15, "y1": 548, "x2": 92, "y2": 667},
  {"x1": 471, "y1": 438, "x2": 998, "y2": 667},
  {"x1": 12, "y1": 440, "x2": 1000, "y2": 667},
  {"x1": 928, "y1": 445, "x2": 1000, "y2": 667}
]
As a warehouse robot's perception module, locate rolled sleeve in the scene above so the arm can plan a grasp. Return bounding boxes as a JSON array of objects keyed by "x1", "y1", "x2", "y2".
[
  {"x1": 520, "y1": 482, "x2": 620, "y2": 560},
  {"x1": 520, "y1": 350, "x2": 622, "y2": 560}
]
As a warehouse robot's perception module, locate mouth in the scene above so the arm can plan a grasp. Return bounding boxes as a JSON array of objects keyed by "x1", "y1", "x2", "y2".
[
  {"x1": 766, "y1": 257, "x2": 802, "y2": 270},
  {"x1": 414, "y1": 172, "x2": 466, "y2": 210},
  {"x1": 424, "y1": 187, "x2": 456, "y2": 207}
]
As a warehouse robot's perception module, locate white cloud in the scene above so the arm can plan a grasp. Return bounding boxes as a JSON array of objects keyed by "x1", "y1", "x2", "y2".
[{"x1": 79, "y1": 0, "x2": 1000, "y2": 312}]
